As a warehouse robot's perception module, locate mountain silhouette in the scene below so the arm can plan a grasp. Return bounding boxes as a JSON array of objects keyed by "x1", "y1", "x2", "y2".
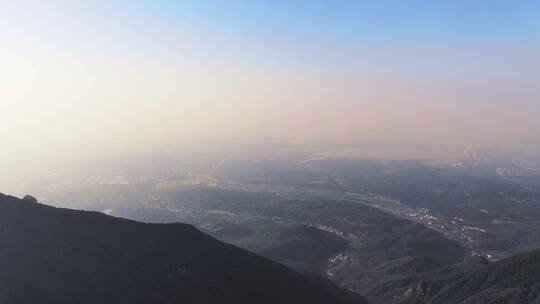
[{"x1": 0, "y1": 192, "x2": 352, "y2": 304}]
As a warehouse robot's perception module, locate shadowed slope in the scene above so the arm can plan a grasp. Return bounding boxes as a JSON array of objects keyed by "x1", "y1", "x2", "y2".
[
  {"x1": 405, "y1": 249, "x2": 540, "y2": 304},
  {"x1": 0, "y1": 193, "x2": 349, "y2": 304}
]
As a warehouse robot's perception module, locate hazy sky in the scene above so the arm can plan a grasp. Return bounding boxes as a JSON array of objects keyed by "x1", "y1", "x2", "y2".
[{"x1": 1, "y1": 0, "x2": 540, "y2": 166}]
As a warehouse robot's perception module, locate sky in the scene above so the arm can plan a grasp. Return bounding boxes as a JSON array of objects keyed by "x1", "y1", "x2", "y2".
[{"x1": 1, "y1": 0, "x2": 539, "y2": 169}]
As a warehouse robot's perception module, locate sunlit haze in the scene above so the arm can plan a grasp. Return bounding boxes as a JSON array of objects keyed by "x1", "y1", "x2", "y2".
[{"x1": 2, "y1": 1, "x2": 540, "y2": 172}]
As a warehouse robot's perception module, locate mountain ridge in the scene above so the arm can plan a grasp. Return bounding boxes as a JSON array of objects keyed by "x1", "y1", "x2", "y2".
[
  {"x1": 405, "y1": 248, "x2": 540, "y2": 303},
  {"x1": 0, "y1": 192, "x2": 358, "y2": 304}
]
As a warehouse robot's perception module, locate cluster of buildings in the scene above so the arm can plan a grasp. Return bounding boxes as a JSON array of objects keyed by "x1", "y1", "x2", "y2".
[{"x1": 452, "y1": 149, "x2": 539, "y2": 177}]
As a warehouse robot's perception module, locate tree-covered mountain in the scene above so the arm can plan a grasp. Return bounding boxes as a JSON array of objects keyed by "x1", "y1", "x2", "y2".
[
  {"x1": 0, "y1": 192, "x2": 357, "y2": 304},
  {"x1": 405, "y1": 249, "x2": 540, "y2": 303}
]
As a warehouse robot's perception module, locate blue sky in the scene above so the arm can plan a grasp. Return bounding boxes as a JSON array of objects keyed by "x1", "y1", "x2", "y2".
[
  {"x1": 8, "y1": 1, "x2": 538, "y2": 68},
  {"x1": 131, "y1": 0, "x2": 540, "y2": 40},
  {"x1": 105, "y1": 1, "x2": 540, "y2": 76}
]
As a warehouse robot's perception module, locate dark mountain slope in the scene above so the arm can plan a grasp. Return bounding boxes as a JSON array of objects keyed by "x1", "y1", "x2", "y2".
[
  {"x1": 405, "y1": 249, "x2": 540, "y2": 304},
  {"x1": 0, "y1": 193, "x2": 351, "y2": 304}
]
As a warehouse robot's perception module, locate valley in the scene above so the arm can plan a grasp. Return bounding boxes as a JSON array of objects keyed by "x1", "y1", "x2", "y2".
[{"x1": 19, "y1": 151, "x2": 540, "y2": 303}]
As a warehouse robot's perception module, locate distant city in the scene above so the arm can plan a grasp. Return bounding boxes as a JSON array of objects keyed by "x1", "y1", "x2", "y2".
[{"x1": 452, "y1": 149, "x2": 540, "y2": 177}]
